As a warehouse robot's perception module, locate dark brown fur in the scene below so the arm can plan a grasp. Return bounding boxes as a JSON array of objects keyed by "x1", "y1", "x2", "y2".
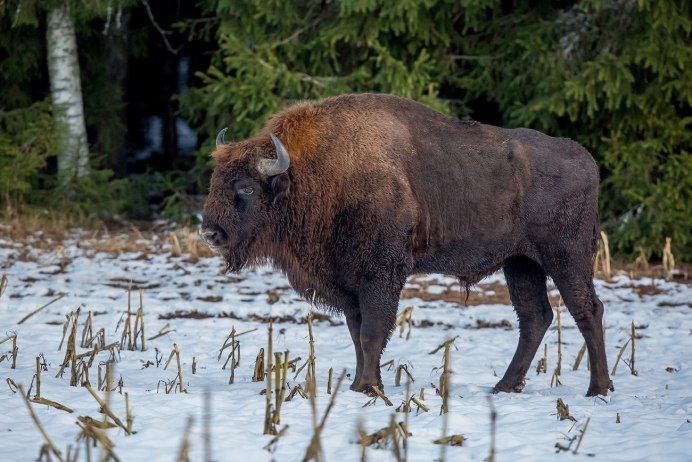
[{"x1": 201, "y1": 93, "x2": 613, "y2": 396}]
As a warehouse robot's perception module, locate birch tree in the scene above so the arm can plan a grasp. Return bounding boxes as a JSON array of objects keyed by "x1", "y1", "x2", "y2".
[{"x1": 46, "y1": 2, "x2": 89, "y2": 179}]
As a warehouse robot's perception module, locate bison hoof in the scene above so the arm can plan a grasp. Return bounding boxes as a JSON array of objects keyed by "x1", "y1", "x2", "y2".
[
  {"x1": 350, "y1": 382, "x2": 384, "y2": 396},
  {"x1": 492, "y1": 380, "x2": 526, "y2": 394},
  {"x1": 586, "y1": 380, "x2": 614, "y2": 397}
]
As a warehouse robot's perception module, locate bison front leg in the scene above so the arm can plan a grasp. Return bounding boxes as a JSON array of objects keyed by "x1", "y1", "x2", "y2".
[
  {"x1": 345, "y1": 311, "x2": 365, "y2": 390},
  {"x1": 351, "y1": 288, "x2": 398, "y2": 395}
]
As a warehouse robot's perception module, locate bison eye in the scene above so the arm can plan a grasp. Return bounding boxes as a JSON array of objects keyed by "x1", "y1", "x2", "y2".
[{"x1": 239, "y1": 186, "x2": 254, "y2": 196}]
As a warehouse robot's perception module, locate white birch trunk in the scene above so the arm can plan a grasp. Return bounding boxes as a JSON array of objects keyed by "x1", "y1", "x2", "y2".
[{"x1": 46, "y1": 4, "x2": 89, "y2": 179}]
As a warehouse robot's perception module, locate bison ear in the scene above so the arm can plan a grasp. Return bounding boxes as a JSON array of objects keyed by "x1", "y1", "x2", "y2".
[{"x1": 270, "y1": 172, "x2": 291, "y2": 206}]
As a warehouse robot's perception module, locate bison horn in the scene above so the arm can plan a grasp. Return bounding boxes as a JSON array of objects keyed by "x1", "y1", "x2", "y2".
[
  {"x1": 216, "y1": 127, "x2": 228, "y2": 148},
  {"x1": 257, "y1": 133, "x2": 291, "y2": 176}
]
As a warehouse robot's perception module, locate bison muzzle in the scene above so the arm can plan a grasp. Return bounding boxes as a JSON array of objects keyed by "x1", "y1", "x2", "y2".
[{"x1": 200, "y1": 93, "x2": 614, "y2": 397}]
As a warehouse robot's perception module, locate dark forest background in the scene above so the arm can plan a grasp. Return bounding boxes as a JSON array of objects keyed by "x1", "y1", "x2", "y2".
[{"x1": 0, "y1": 0, "x2": 690, "y2": 259}]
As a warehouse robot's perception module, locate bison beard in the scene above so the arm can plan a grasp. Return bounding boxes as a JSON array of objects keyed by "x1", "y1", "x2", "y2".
[{"x1": 200, "y1": 93, "x2": 614, "y2": 398}]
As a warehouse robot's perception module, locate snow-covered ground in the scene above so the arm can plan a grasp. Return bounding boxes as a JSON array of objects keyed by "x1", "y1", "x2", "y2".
[{"x1": 1, "y1": 231, "x2": 691, "y2": 461}]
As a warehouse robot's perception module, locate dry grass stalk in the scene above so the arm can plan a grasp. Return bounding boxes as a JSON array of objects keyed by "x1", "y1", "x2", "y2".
[
  {"x1": 380, "y1": 359, "x2": 395, "y2": 370},
  {"x1": 327, "y1": 367, "x2": 333, "y2": 395},
  {"x1": 125, "y1": 392, "x2": 133, "y2": 434},
  {"x1": 77, "y1": 415, "x2": 116, "y2": 429},
  {"x1": 169, "y1": 232, "x2": 182, "y2": 256},
  {"x1": 403, "y1": 377, "x2": 411, "y2": 460},
  {"x1": 218, "y1": 328, "x2": 237, "y2": 361},
  {"x1": 629, "y1": 322, "x2": 638, "y2": 376},
  {"x1": 556, "y1": 398, "x2": 576, "y2": 422},
  {"x1": 58, "y1": 308, "x2": 80, "y2": 351},
  {"x1": 263, "y1": 424, "x2": 289, "y2": 453},
  {"x1": 34, "y1": 356, "x2": 41, "y2": 398},
  {"x1": 76, "y1": 419, "x2": 121, "y2": 462},
  {"x1": 31, "y1": 397, "x2": 74, "y2": 413},
  {"x1": 84, "y1": 383, "x2": 131, "y2": 435},
  {"x1": 396, "y1": 306, "x2": 414, "y2": 340},
  {"x1": 192, "y1": 357, "x2": 197, "y2": 374},
  {"x1": 0, "y1": 274, "x2": 7, "y2": 298},
  {"x1": 433, "y1": 434, "x2": 466, "y2": 447},
  {"x1": 176, "y1": 416, "x2": 194, "y2": 462},
  {"x1": 183, "y1": 227, "x2": 200, "y2": 262},
  {"x1": 263, "y1": 321, "x2": 276, "y2": 436},
  {"x1": 550, "y1": 302, "x2": 564, "y2": 386},
  {"x1": 633, "y1": 247, "x2": 649, "y2": 273},
  {"x1": 662, "y1": 237, "x2": 675, "y2": 279},
  {"x1": 616, "y1": 413, "x2": 621, "y2": 423},
  {"x1": 98, "y1": 360, "x2": 115, "y2": 392},
  {"x1": 359, "y1": 416, "x2": 411, "y2": 459},
  {"x1": 17, "y1": 293, "x2": 66, "y2": 325},
  {"x1": 437, "y1": 338, "x2": 453, "y2": 462},
  {"x1": 487, "y1": 396, "x2": 496, "y2": 462},
  {"x1": 410, "y1": 397, "x2": 429, "y2": 413},
  {"x1": 56, "y1": 310, "x2": 81, "y2": 385},
  {"x1": 7, "y1": 377, "x2": 19, "y2": 393},
  {"x1": 572, "y1": 342, "x2": 587, "y2": 371},
  {"x1": 132, "y1": 288, "x2": 145, "y2": 351},
  {"x1": 303, "y1": 370, "x2": 347, "y2": 462},
  {"x1": 536, "y1": 343, "x2": 547, "y2": 374},
  {"x1": 593, "y1": 231, "x2": 612, "y2": 280},
  {"x1": 18, "y1": 384, "x2": 65, "y2": 462},
  {"x1": 285, "y1": 383, "x2": 308, "y2": 401},
  {"x1": 370, "y1": 386, "x2": 394, "y2": 407},
  {"x1": 163, "y1": 343, "x2": 186, "y2": 393},
  {"x1": 293, "y1": 311, "x2": 318, "y2": 400},
  {"x1": 395, "y1": 364, "x2": 414, "y2": 387},
  {"x1": 11, "y1": 333, "x2": 17, "y2": 369},
  {"x1": 439, "y1": 338, "x2": 453, "y2": 415},
  {"x1": 611, "y1": 337, "x2": 632, "y2": 376},
  {"x1": 551, "y1": 367, "x2": 562, "y2": 387},
  {"x1": 252, "y1": 348, "x2": 265, "y2": 382},
  {"x1": 147, "y1": 323, "x2": 174, "y2": 341},
  {"x1": 429, "y1": 336, "x2": 458, "y2": 355},
  {"x1": 82, "y1": 328, "x2": 107, "y2": 351},
  {"x1": 81, "y1": 311, "x2": 94, "y2": 348},
  {"x1": 572, "y1": 417, "x2": 591, "y2": 455},
  {"x1": 119, "y1": 283, "x2": 133, "y2": 350},
  {"x1": 273, "y1": 351, "x2": 289, "y2": 425}
]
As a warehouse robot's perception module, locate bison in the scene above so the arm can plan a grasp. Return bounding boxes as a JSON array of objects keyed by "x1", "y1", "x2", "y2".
[{"x1": 200, "y1": 93, "x2": 613, "y2": 397}]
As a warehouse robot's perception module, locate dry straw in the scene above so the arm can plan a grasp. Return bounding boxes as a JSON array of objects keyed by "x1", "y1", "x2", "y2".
[
  {"x1": 303, "y1": 370, "x2": 347, "y2": 462},
  {"x1": 17, "y1": 293, "x2": 65, "y2": 325},
  {"x1": 176, "y1": 416, "x2": 194, "y2": 462},
  {"x1": 18, "y1": 384, "x2": 65, "y2": 462},
  {"x1": 0, "y1": 274, "x2": 7, "y2": 298},
  {"x1": 263, "y1": 321, "x2": 275, "y2": 435},
  {"x1": 593, "y1": 231, "x2": 612, "y2": 280},
  {"x1": 611, "y1": 322, "x2": 638, "y2": 376},
  {"x1": 84, "y1": 383, "x2": 131, "y2": 435},
  {"x1": 487, "y1": 396, "x2": 496, "y2": 462},
  {"x1": 396, "y1": 306, "x2": 414, "y2": 340},
  {"x1": 163, "y1": 343, "x2": 186, "y2": 393},
  {"x1": 662, "y1": 237, "x2": 675, "y2": 279},
  {"x1": 359, "y1": 415, "x2": 411, "y2": 460},
  {"x1": 536, "y1": 343, "x2": 547, "y2": 374},
  {"x1": 551, "y1": 301, "x2": 563, "y2": 388}
]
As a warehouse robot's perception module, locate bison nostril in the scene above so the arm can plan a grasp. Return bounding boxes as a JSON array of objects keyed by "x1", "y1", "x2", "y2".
[{"x1": 199, "y1": 224, "x2": 228, "y2": 247}]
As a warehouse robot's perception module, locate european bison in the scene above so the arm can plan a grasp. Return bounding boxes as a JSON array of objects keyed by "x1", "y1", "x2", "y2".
[{"x1": 200, "y1": 93, "x2": 613, "y2": 397}]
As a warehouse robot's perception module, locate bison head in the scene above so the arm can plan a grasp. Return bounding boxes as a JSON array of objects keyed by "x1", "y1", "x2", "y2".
[{"x1": 199, "y1": 128, "x2": 291, "y2": 272}]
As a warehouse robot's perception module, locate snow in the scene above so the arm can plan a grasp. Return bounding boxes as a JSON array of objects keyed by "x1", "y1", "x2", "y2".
[{"x1": 1, "y1": 233, "x2": 691, "y2": 461}]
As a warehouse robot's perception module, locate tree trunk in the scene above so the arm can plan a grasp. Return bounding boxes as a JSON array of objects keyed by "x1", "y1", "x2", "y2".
[{"x1": 46, "y1": 4, "x2": 89, "y2": 179}]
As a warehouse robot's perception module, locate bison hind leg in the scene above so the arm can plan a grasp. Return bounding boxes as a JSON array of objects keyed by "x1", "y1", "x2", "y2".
[
  {"x1": 494, "y1": 255, "x2": 553, "y2": 394},
  {"x1": 543, "y1": 254, "x2": 613, "y2": 396}
]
